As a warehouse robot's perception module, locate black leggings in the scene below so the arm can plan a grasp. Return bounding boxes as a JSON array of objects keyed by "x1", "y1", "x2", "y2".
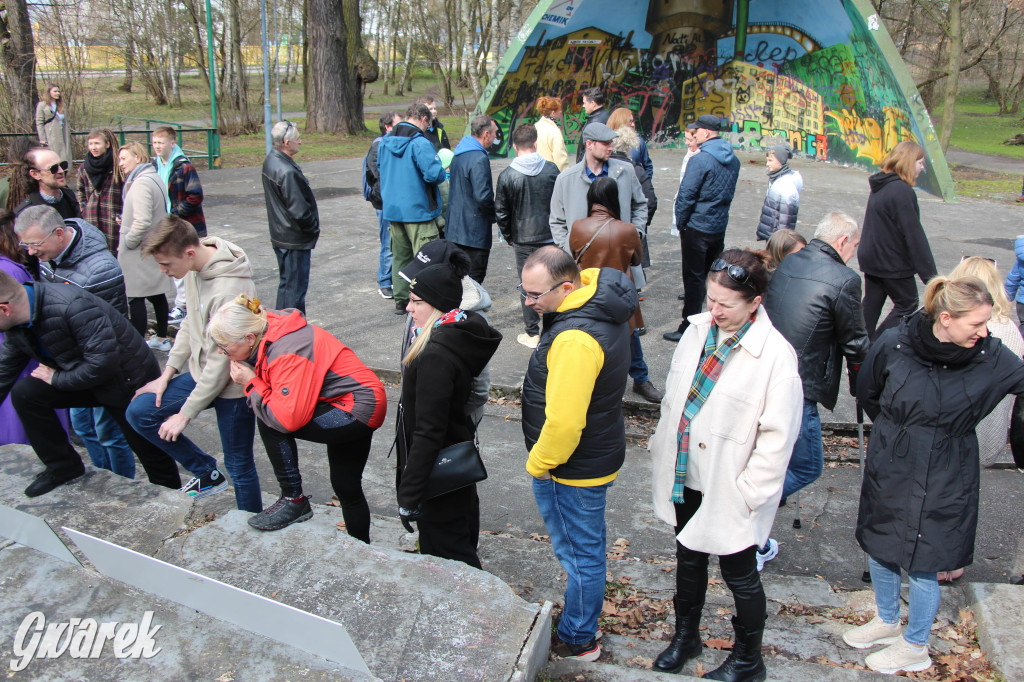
[
  {"x1": 674, "y1": 488, "x2": 766, "y2": 633},
  {"x1": 257, "y1": 403, "x2": 375, "y2": 543},
  {"x1": 128, "y1": 295, "x2": 169, "y2": 338}
]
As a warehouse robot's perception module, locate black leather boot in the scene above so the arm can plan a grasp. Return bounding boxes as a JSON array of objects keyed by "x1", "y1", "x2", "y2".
[
  {"x1": 652, "y1": 599, "x2": 703, "y2": 673},
  {"x1": 704, "y1": 616, "x2": 767, "y2": 682}
]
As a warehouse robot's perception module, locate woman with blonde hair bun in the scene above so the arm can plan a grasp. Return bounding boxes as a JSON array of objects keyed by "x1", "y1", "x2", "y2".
[
  {"x1": 845, "y1": 274, "x2": 1024, "y2": 674},
  {"x1": 209, "y1": 294, "x2": 387, "y2": 539}
]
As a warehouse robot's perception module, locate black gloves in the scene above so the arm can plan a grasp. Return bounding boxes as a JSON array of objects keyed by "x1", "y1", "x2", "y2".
[{"x1": 398, "y1": 505, "x2": 423, "y2": 533}]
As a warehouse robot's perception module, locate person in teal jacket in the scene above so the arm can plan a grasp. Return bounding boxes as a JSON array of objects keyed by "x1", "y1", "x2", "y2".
[{"x1": 378, "y1": 103, "x2": 447, "y2": 311}]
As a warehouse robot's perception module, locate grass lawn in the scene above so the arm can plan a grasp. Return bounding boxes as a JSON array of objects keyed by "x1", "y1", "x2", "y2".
[{"x1": 948, "y1": 86, "x2": 1024, "y2": 160}]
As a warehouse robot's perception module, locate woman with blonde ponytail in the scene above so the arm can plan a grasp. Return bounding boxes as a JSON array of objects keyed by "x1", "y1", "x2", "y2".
[
  {"x1": 845, "y1": 274, "x2": 1024, "y2": 675},
  {"x1": 209, "y1": 294, "x2": 387, "y2": 539}
]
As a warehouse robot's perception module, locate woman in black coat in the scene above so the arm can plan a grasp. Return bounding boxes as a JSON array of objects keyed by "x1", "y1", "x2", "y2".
[
  {"x1": 857, "y1": 141, "x2": 937, "y2": 340},
  {"x1": 844, "y1": 275, "x2": 1024, "y2": 675},
  {"x1": 396, "y1": 260, "x2": 501, "y2": 568}
]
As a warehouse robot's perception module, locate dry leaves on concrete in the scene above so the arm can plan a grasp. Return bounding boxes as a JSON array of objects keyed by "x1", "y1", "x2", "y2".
[
  {"x1": 598, "y1": 576, "x2": 672, "y2": 638},
  {"x1": 906, "y1": 610, "x2": 1000, "y2": 682}
]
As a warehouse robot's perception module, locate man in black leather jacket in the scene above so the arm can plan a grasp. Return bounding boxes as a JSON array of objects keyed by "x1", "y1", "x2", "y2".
[
  {"x1": 262, "y1": 120, "x2": 320, "y2": 314},
  {"x1": 495, "y1": 123, "x2": 559, "y2": 348},
  {"x1": 0, "y1": 273, "x2": 180, "y2": 498},
  {"x1": 759, "y1": 211, "x2": 870, "y2": 567}
]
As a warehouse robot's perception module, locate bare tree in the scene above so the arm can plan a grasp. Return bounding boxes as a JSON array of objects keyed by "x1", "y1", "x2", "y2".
[
  {"x1": 0, "y1": 0, "x2": 38, "y2": 131},
  {"x1": 306, "y1": 0, "x2": 376, "y2": 133}
]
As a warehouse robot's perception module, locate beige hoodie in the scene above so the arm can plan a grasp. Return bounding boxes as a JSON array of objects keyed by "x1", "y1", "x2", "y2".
[{"x1": 166, "y1": 237, "x2": 257, "y2": 419}]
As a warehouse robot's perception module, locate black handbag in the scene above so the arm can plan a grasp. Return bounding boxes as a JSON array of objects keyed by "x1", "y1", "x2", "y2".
[{"x1": 422, "y1": 441, "x2": 487, "y2": 500}]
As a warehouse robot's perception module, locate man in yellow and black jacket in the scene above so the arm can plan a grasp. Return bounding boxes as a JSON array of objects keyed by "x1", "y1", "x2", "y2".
[{"x1": 519, "y1": 245, "x2": 636, "y2": 662}]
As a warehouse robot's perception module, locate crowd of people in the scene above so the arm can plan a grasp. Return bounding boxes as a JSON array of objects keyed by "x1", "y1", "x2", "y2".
[{"x1": 2, "y1": 90, "x2": 1024, "y2": 680}]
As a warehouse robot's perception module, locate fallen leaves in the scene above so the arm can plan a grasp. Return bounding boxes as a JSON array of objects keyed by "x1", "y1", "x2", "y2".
[{"x1": 704, "y1": 638, "x2": 733, "y2": 650}]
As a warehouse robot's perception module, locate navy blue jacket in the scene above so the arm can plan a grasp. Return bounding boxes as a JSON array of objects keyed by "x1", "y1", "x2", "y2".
[
  {"x1": 445, "y1": 136, "x2": 496, "y2": 249},
  {"x1": 674, "y1": 136, "x2": 741, "y2": 234}
]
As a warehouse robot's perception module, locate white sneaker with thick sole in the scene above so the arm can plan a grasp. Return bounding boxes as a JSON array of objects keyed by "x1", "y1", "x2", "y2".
[
  {"x1": 755, "y1": 538, "x2": 778, "y2": 571},
  {"x1": 517, "y1": 333, "x2": 540, "y2": 349},
  {"x1": 864, "y1": 637, "x2": 931, "y2": 674},
  {"x1": 147, "y1": 336, "x2": 173, "y2": 352},
  {"x1": 842, "y1": 616, "x2": 903, "y2": 649}
]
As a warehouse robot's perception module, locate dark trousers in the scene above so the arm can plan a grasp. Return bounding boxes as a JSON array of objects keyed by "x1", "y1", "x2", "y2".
[
  {"x1": 10, "y1": 376, "x2": 181, "y2": 489},
  {"x1": 257, "y1": 403, "x2": 375, "y2": 543},
  {"x1": 417, "y1": 485, "x2": 482, "y2": 569},
  {"x1": 862, "y1": 274, "x2": 919, "y2": 340},
  {"x1": 274, "y1": 247, "x2": 312, "y2": 314},
  {"x1": 459, "y1": 245, "x2": 490, "y2": 285},
  {"x1": 513, "y1": 242, "x2": 547, "y2": 335},
  {"x1": 128, "y1": 295, "x2": 168, "y2": 338},
  {"x1": 674, "y1": 488, "x2": 766, "y2": 633},
  {"x1": 680, "y1": 228, "x2": 725, "y2": 330}
]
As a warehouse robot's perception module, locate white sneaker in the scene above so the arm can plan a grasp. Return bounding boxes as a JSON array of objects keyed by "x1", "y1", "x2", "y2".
[
  {"x1": 755, "y1": 538, "x2": 778, "y2": 571},
  {"x1": 147, "y1": 336, "x2": 172, "y2": 352},
  {"x1": 864, "y1": 637, "x2": 931, "y2": 674},
  {"x1": 842, "y1": 616, "x2": 903, "y2": 649},
  {"x1": 167, "y1": 307, "x2": 187, "y2": 324},
  {"x1": 517, "y1": 333, "x2": 540, "y2": 349}
]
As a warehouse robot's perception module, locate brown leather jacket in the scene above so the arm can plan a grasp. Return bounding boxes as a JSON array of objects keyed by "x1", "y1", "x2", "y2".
[{"x1": 568, "y1": 204, "x2": 644, "y2": 329}]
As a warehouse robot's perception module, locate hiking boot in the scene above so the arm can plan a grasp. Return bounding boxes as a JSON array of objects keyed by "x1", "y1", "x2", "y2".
[
  {"x1": 864, "y1": 637, "x2": 931, "y2": 674},
  {"x1": 755, "y1": 538, "x2": 778, "y2": 572},
  {"x1": 550, "y1": 637, "x2": 600, "y2": 662},
  {"x1": 248, "y1": 496, "x2": 313, "y2": 531},
  {"x1": 395, "y1": 300, "x2": 408, "y2": 315},
  {"x1": 704, "y1": 616, "x2": 766, "y2": 681},
  {"x1": 842, "y1": 615, "x2": 902, "y2": 649},
  {"x1": 517, "y1": 333, "x2": 540, "y2": 349},
  {"x1": 179, "y1": 468, "x2": 228, "y2": 499}
]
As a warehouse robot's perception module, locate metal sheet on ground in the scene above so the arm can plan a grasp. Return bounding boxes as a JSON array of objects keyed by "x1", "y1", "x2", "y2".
[
  {"x1": 0, "y1": 504, "x2": 81, "y2": 566},
  {"x1": 62, "y1": 527, "x2": 370, "y2": 675}
]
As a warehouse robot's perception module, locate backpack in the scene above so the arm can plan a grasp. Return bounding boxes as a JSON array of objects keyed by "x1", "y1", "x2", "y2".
[{"x1": 362, "y1": 136, "x2": 382, "y2": 202}]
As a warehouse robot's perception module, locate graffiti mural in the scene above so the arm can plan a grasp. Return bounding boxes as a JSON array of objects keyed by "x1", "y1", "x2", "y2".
[{"x1": 474, "y1": 0, "x2": 953, "y2": 198}]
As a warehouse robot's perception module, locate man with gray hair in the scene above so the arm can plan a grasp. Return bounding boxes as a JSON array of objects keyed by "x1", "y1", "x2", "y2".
[
  {"x1": 14, "y1": 205, "x2": 136, "y2": 479},
  {"x1": 262, "y1": 119, "x2": 319, "y2": 314},
  {"x1": 759, "y1": 211, "x2": 870, "y2": 570},
  {"x1": 445, "y1": 114, "x2": 497, "y2": 283}
]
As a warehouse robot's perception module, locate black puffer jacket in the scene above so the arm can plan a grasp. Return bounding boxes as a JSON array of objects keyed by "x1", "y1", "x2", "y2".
[
  {"x1": 40, "y1": 219, "x2": 128, "y2": 317},
  {"x1": 494, "y1": 156, "x2": 559, "y2": 245},
  {"x1": 396, "y1": 311, "x2": 502, "y2": 518},
  {"x1": 0, "y1": 281, "x2": 159, "y2": 406},
  {"x1": 763, "y1": 239, "x2": 869, "y2": 409},
  {"x1": 858, "y1": 172, "x2": 936, "y2": 282},
  {"x1": 856, "y1": 312, "x2": 1024, "y2": 572},
  {"x1": 261, "y1": 148, "x2": 320, "y2": 250}
]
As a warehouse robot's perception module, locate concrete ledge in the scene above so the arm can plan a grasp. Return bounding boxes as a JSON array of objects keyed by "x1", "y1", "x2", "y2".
[
  {"x1": 512, "y1": 600, "x2": 553, "y2": 682},
  {"x1": 966, "y1": 582, "x2": 1024, "y2": 681}
]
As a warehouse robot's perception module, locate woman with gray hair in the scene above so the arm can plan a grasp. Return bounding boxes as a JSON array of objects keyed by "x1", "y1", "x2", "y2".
[{"x1": 756, "y1": 143, "x2": 802, "y2": 242}]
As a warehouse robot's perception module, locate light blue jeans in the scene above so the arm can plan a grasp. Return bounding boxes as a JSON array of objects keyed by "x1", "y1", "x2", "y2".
[
  {"x1": 376, "y1": 208, "x2": 392, "y2": 288},
  {"x1": 869, "y1": 556, "x2": 940, "y2": 646},
  {"x1": 533, "y1": 477, "x2": 611, "y2": 645},
  {"x1": 70, "y1": 406, "x2": 136, "y2": 478}
]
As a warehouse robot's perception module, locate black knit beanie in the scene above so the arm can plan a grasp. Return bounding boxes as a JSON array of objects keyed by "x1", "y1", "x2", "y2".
[{"x1": 409, "y1": 263, "x2": 462, "y2": 312}]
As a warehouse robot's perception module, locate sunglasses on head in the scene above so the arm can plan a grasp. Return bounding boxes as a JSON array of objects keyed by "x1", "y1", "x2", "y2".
[
  {"x1": 960, "y1": 256, "x2": 997, "y2": 267},
  {"x1": 711, "y1": 258, "x2": 755, "y2": 289},
  {"x1": 35, "y1": 160, "x2": 69, "y2": 175}
]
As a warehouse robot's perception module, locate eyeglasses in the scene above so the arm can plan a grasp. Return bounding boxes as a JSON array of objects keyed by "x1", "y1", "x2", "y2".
[
  {"x1": 961, "y1": 256, "x2": 997, "y2": 267},
  {"x1": 34, "y1": 161, "x2": 69, "y2": 175},
  {"x1": 517, "y1": 281, "x2": 570, "y2": 303},
  {"x1": 710, "y1": 258, "x2": 755, "y2": 290},
  {"x1": 18, "y1": 230, "x2": 57, "y2": 251},
  {"x1": 408, "y1": 296, "x2": 429, "y2": 305}
]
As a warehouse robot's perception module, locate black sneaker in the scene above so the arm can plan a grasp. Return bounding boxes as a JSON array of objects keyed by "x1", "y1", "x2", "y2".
[
  {"x1": 395, "y1": 300, "x2": 408, "y2": 315},
  {"x1": 24, "y1": 466, "x2": 85, "y2": 498},
  {"x1": 551, "y1": 637, "x2": 601, "y2": 662},
  {"x1": 179, "y1": 468, "x2": 229, "y2": 499},
  {"x1": 379, "y1": 287, "x2": 394, "y2": 299},
  {"x1": 248, "y1": 496, "x2": 313, "y2": 531}
]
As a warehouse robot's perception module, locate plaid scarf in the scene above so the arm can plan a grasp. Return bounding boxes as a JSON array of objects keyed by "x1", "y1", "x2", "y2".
[{"x1": 672, "y1": 317, "x2": 755, "y2": 503}]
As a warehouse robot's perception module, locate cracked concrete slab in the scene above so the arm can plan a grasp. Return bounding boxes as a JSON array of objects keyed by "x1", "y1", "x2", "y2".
[
  {"x1": 966, "y1": 582, "x2": 1024, "y2": 682},
  {"x1": 0, "y1": 545, "x2": 377, "y2": 681}
]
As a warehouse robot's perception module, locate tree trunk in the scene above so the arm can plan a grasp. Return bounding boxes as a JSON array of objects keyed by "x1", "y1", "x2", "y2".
[
  {"x1": 397, "y1": 33, "x2": 414, "y2": 96},
  {"x1": 302, "y1": 0, "x2": 310, "y2": 106},
  {"x1": 166, "y1": 0, "x2": 182, "y2": 106},
  {"x1": 937, "y1": 0, "x2": 962, "y2": 152},
  {"x1": 122, "y1": 35, "x2": 135, "y2": 93},
  {"x1": 0, "y1": 0, "x2": 38, "y2": 131},
  {"x1": 306, "y1": 0, "x2": 365, "y2": 133},
  {"x1": 229, "y1": 0, "x2": 250, "y2": 119}
]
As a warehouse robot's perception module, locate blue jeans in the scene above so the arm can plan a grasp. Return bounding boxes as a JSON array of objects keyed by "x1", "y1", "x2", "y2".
[
  {"x1": 126, "y1": 372, "x2": 262, "y2": 512},
  {"x1": 533, "y1": 477, "x2": 611, "y2": 645},
  {"x1": 782, "y1": 399, "x2": 823, "y2": 498},
  {"x1": 376, "y1": 209, "x2": 392, "y2": 288},
  {"x1": 70, "y1": 406, "x2": 136, "y2": 479},
  {"x1": 869, "y1": 556, "x2": 940, "y2": 646},
  {"x1": 628, "y1": 329, "x2": 648, "y2": 384},
  {"x1": 274, "y1": 247, "x2": 312, "y2": 314}
]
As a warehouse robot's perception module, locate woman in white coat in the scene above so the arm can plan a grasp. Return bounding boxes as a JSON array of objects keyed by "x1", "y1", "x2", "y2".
[
  {"x1": 118, "y1": 141, "x2": 172, "y2": 351},
  {"x1": 35, "y1": 84, "x2": 72, "y2": 165},
  {"x1": 649, "y1": 248, "x2": 802, "y2": 681}
]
